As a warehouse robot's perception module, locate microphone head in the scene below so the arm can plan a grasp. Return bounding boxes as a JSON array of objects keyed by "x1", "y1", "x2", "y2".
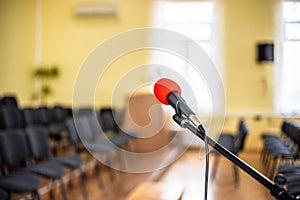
[{"x1": 154, "y1": 78, "x2": 181, "y2": 105}]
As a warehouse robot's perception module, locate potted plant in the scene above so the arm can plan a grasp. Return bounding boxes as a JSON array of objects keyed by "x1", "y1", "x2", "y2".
[{"x1": 33, "y1": 64, "x2": 60, "y2": 104}]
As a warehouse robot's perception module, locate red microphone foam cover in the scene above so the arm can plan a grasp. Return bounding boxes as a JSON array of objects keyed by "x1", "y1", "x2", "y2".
[{"x1": 154, "y1": 78, "x2": 181, "y2": 105}]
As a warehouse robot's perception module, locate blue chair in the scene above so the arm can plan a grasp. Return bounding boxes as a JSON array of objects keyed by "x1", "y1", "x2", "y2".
[
  {"x1": 25, "y1": 125, "x2": 89, "y2": 200},
  {"x1": 211, "y1": 119, "x2": 249, "y2": 186},
  {"x1": 0, "y1": 130, "x2": 42, "y2": 200}
]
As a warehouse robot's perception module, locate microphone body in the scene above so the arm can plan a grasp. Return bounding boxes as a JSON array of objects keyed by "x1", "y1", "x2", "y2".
[
  {"x1": 167, "y1": 92, "x2": 195, "y2": 117},
  {"x1": 167, "y1": 91, "x2": 201, "y2": 128}
]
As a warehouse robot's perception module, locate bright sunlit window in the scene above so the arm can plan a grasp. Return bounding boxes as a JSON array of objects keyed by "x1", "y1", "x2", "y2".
[
  {"x1": 278, "y1": 2, "x2": 300, "y2": 114},
  {"x1": 153, "y1": 1, "x2": 213, "y2": 55},
  {"x1": 151, "y1": 1, "x2": 217, "y2": 114}
]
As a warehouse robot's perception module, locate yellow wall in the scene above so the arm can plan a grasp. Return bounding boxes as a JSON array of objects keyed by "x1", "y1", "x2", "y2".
[
  {"x1": 0, "y1": 0, "x2": 36, "y2": 106},
  {"x1": 0, "y1": 0, "x2": 284, "y2": 150},
  {"x1": 0, "y1": 0, "x2": 282, "y2": 109},
  {"x1": 219, "y1": 0, "x2": 281, "y2": 150},
  {"x1": 41, "y1": 0, "x2": 152, "y2": 106},
  {"x1": 0, "y1": 0, "x2": 281, "y2": 109},
  {"x1": 0, "y1": 0, "x2": 152, "y2": 106},
  {"x1": 222, "y1": 0, "x2": 280, "y2": 112}
]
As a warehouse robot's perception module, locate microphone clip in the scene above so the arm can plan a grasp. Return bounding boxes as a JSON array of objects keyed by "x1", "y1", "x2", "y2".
[
  {"x1": 172, "y1": 113, "x2": 197, "y2": 131},
  {"x1": 172, "y1": 113, "x2": 185, "y2": 128}
]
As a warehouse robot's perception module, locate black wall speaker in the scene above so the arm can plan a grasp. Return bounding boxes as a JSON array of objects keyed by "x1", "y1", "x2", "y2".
[{"x1": 257, "y1": 43, "x2": 274, "y2": 62}]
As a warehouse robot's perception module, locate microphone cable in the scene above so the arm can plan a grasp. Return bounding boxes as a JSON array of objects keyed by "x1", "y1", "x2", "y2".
[{"x1": 203, "y1": 131, "x2": 209, "y2": 200}]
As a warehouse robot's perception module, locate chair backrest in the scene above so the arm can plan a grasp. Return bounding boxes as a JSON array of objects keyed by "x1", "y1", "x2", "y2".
[
  {"x1": 0, "y1": 106, "x2": 24, "y2": 129},
  {"x1": 0, "y1": 98, "x2": 3, "y2": 109},
  {"x1": 87, "y1": 115, "x2": 103, "y2": 137},
  {"x1": 65, "y1": 118, "x2": 88, "y2": 153},
  {"x1": 287, "y1": 123, "x2": 299, "y2": 143},
  {"x1": 37, "y1": 106, "x2": 54, "y2": 125},
  {"x1": 0, "y1": 130, "x2": 28, "y2": 169},
  {"x1": 281, "y1": 121, "x2": 289, "y2": 135},
  {"x1": 22, "y1": 107, "x2": 40, "y2": 126},
  {"x1": 235, "y1": 120, "x2": 249, "y2": 152},
  {"x1": 76, "y1": 116, "x2": 94, "y2": 140},
  {"x1": 25, "y1": 125, "x2": 51, "y2": 159},
  {"x1": 0, "y1": 101, "x2": 3, "y2": 129},
  {"x1": 0, "y1": 188, "x2": 8, "y2": 200},
  {"x1": 284, "y1": 122, "x2": 300, "y2": 149},
  {"x1": 65, "y1": 118, "x2": 80, "y2": 145},
  {"x1": 99, "y1": 108, "x2": 119, "y2": 132},
  {"x1": 294, "y1": 128, "x2": 300, "y2": 149},
  {"x1": 65, "y1": 117, "x2": 94, "y2": 142},
  {"x1": 77, "y1": 107, "x2": 93, "y2": 116},
  {"x1": 2, "y1": 96, "x2": 18, "y2": 108},
  {"x1": 53, "y1": 105, "x2": 68, "y2": 123},
  {"x1": 65, "y1": 107, "x2": 72, "y2": 117}
]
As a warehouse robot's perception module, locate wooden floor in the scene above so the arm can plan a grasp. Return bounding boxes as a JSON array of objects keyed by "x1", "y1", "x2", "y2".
[
  {"x1": 13, "y1": 149, "x2": 275, "y2": 200},
  {"x1": 160, "y1": 150, "x2": 274, "y2": 200}
]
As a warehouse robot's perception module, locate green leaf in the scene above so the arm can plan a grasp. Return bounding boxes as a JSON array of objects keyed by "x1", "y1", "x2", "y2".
[{"x1": 42, "y1": 85, "x2": 52, "y2": 95}]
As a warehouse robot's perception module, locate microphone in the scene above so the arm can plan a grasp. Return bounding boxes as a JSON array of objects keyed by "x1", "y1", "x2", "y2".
[{"x1": 153, "y1": 78, "x2": 202, "y2": 128}]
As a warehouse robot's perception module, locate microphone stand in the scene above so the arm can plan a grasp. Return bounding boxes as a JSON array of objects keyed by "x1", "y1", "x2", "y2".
[{"x1": 172, "y1": 113, "x2": 295, "y2": 200}]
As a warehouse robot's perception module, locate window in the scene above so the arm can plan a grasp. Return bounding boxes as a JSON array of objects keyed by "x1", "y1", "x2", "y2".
[
  {"x1": 159, "y1": 1, "x2": 213, "y2": 54},
  {"x1": 278, "y1": 1, "x2": 300, "y2": 114},
  {"x1": 150, "y1": 1, "x2": 217, "y2": 114}
]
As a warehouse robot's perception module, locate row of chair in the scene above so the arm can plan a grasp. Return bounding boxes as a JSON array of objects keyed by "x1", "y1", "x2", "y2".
[
  {"x1": 67, "y1": 108, "x2": 137, "y2": 196},
  {"x1": 0, "y1": 104, "x2": 75, "y2": 162},
  {"x1": 0, "y1": 99, "x2": 137, "y2": 199},
  {"x1": 0, "y1": 103, "x2": 135, "y2": 147},
  {"x1": 0, "y1": 126, "x2": 85, "y2": 200},
  {"x1": 1, "y1": 105, "x2": 70, "y2": 135},
  {"x1": 261, "y1": 121, "x2": 300, "y2": 198},
  {"x1": 261, "y1": 121, "x2": 300, "y2": 177},
  {"x1": 66, "y1": 109, "x2": 137, "y2": 181},
  {"x1": 70, "y1": 107, "x2": 137, "y2": 151}
]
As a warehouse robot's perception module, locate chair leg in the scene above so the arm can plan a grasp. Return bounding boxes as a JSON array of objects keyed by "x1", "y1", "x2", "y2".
[
  {"x1": 31, "y1": 190, "x2": 41, "y2": 200},
  {"x1": 50, "y1": 181, "x2": 55, "y2": 200},
  {"x1": 210, "y1": 154, "x2": 220, "y2": 180},
  {"x1": 108, "y1": 166, "x2": 115, "y2": 181},
  {"x1": 260, "y1": 147, "x2": 267, "y2": 161},
  {"x1": 106, "y1": 156, "x2": 115, "y2": 181},
  {"x1": 79, "y1": 170, "x2": 89, "y2": 200},
  {"x1": 233, "y1": 164, "x2": 239, "y2": 187},
  {"x1": 94, "y1": 162, "x2": 104, "y2": 189},
  {"x1": 265, "y1": 154, "x2": 273, "y2": 175},
  {"x1": 7, "y1": 193, "x2": 11, "y2": 200},
  {"x1": 59, "y1": 179, "x2": 68, "y2": 200},
  {"x1": 67, "y1": 174, "x2": 75, "y2": 188},
  {"x1": 269, "y1": 157, "x2": 279, "y2": 179}
]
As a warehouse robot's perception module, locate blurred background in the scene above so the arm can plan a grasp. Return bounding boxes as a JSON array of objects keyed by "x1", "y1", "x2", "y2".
[{"x1": 0, "y1": 0, "x2": 300, "y2": 200}]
